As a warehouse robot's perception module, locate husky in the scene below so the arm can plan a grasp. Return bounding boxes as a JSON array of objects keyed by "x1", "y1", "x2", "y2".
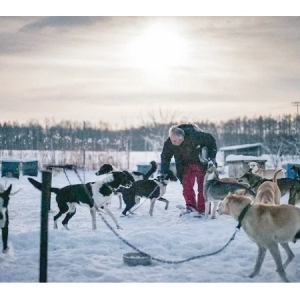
[
  {"x1": 237, "y1": 171, "x2": 300, "y2": 206},
  {"x1": 203, "y1": 163, "x2": 256, "y2": 219}
]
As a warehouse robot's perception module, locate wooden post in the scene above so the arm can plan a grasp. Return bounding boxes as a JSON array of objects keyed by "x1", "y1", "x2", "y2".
[{"x1": 39, "y1": 170, "x2": 52, "y2": 283}]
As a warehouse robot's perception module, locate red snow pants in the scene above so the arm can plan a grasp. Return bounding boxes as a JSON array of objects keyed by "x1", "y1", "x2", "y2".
[{"x1": 181, "y1": 163, "x2": 206, "y2": 213}]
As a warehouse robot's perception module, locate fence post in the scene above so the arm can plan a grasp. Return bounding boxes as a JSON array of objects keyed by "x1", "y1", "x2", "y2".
[{"x1": 39, "y1": 170, "x2": 52, "y2": 283}]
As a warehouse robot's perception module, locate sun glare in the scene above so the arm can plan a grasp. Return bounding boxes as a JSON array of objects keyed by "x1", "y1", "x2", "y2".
[{"x1": 128, "y1": 24, "x2": 187, "y2": 71}]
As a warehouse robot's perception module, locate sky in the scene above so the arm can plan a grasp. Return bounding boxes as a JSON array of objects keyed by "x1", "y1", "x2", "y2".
[{"x1": 1, "y1": 2, "x2": 300, "y2": 129}]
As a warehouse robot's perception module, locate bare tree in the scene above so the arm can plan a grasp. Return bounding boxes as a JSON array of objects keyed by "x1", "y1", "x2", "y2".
[
  {"x1": 139, "y1": 107, "x2": 180, "y2": 152},
  {"x1": 262, "y1": 138, "x2": 284, "y2": 168}
]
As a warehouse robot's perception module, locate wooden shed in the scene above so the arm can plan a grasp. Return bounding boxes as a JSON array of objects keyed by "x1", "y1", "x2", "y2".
[
  {"x1": 225, "y1": 154, "x2": 267, "y2": 178},
  {"x1": 220, "y1": 143, "x2": 263, "y2": 163},
  {"x1": 1, "y1": 157, "x2": 21, "y2": 179}
]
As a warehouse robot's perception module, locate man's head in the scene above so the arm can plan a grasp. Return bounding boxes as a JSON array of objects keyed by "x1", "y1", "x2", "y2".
[{"x1": 169, "y1": 126, "x2": 185, "y2": 146}]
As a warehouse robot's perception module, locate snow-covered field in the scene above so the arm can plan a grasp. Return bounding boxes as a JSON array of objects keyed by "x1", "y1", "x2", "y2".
[{"x1": 0, "y1": 167, "x2": 299, "y2": 296}]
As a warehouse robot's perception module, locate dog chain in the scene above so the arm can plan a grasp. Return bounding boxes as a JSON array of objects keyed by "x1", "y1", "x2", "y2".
[
  {"x1": 70, "y1": 168, "x2": 239, "y2": 264},
  {"x1": 129, "y1": 185, "x2": 159, "y2": 214}
]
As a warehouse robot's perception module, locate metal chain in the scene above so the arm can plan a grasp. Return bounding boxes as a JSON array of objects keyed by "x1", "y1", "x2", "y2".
[
  {"x1": 63, "y1": 169, "x2": 72, "y2": 185},
  {"x1": 70, "y1": 168, "x2": 239, "y2": 264},
  {"x1": 98, "y1": 209, "x2": 239, "y2": 264}
]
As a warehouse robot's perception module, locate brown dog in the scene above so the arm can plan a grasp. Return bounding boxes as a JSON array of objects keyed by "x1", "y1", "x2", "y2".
[
  {"x1": 254, "y1": 169, "x2": 281, "y2": 205},
  {"x1": 219, "y1": 191, "x2": 300, "y2": 282}
]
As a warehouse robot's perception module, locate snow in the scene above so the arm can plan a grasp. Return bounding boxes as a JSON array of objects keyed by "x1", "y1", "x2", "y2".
[
  {"x1": 0, "y1": 164, "x2": 299, "y2": 296},
  {"x1": 220, "y1": 143, "x2": 263, "y2": 151},
  {"x1": 225, "y1": 154, "x2": 267, "y2": 162}
]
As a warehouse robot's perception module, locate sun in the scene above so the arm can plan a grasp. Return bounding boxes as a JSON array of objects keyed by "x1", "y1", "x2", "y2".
[{"x1": 128, "y1": 24, "x2": 187, "y2": 71}]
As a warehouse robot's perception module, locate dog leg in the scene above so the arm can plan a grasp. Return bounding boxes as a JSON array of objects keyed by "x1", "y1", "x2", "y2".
[
  {"x1": 102, "y1": 205, "x2": 122, "y2": 229},
  {"x1": 211, "y1": 201, "x2": 220, "y2": 219},
  {"x1": 280, "y1": 243, "x2": 295, "y2": 269},
  {"x1": 128, "y1": 196, "x2": 141, "y2": 214},
  {"x1": 149, "y1": 199, "x2": 157, "y2": 216},
  {"x1": 90, "y1": 206, "x2": 97, "y2": 230},
  {"x1": 122, "y1": 202, "x2": 136, "y2": 216},
  {"x1": 157, "y1": 197, "x2": 169, "y2": 210},
  {"x1": 62, "y1": 210, "x2": 76, "y2": 230},
  {"x1": 1, "y1": 226, "x2": 9, "y2": 253},
  {"x1": 61, "y1": 203, "x2": 77, "y2": 230},
  {"x1": 1, "y1": 210, "x2": 9, "y2": 253},
  {"x1": 53, "y1": 211, "x2": 63, "y2": 229},
  {"x1": 118, "y1": 194, "x2": 123, "y2": 210},
  {"x1": 268, "y1": 243, "x2": 290, "y2": 282},
  {"x1": 249, "y1": 245, "x2": 267, "y2": 278},
  {"x1": 204, "y1": 200, "x2": 210, "y2": 219}
]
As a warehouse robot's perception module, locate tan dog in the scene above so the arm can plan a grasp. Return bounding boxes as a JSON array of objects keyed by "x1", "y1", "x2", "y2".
[
  {"x1": 254, "y1": 169, "x2": 281, "y2": 205},
  {"x1": 219, "y1": 191, "x2": 300, "y2": 282},
  {"x1": 248, "y1": 162, "x2": 285, "y2": 180}
]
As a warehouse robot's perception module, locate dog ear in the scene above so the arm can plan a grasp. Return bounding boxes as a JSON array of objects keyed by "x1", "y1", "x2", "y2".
[{"x1": 5, "y1": 184, "x2": 12, "y2": 195}]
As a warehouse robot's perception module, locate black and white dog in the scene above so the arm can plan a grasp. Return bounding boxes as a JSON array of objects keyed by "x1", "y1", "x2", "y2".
[
  {"x1": 119, "y1": 170, "x2": 178, "y2": 217},
  {"x1": 28, "y1": 171, "x2": 132, "y2": 230},
  {"x1": 95, "y1": 161, "x2": 157, "y2": 209},
  {"x1": 0, "y1": 184, "x2": 12, "y2": 254}
]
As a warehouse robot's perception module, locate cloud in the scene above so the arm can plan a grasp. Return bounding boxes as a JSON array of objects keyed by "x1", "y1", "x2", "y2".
[
  {"x1": 18, "y1": 16, "x2": 106, "y2": 32},
  {"x1": 0, "y1": 16, "x2": 300, "y2": 127}
]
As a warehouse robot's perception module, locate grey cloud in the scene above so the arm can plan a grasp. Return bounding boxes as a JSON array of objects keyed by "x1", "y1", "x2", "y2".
[{"x1": 19, "y1": 16, "x2": 108, "y2": 32}]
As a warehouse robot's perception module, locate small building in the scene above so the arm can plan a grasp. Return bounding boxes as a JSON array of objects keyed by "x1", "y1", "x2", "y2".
[
  {"x1": 282, "y1": 163, "x2": 300, "y2": 179},
  {"x1": 22, "y1": 158, "x2": 39, "y2": 177},
  {"x1": 225, "y1": 154, "x2": 267, "y2": 178},
  {"x1": 220, "y1": 143, "x2": 263, "y2": 163},
  {"x1": 1, "y1": 157, "x2": 21, "y2": 179}
]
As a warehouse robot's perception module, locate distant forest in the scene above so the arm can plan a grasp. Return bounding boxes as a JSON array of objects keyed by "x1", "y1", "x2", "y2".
[{"x1": 1, "y1": 114, "x2": 300, "y2": 156}]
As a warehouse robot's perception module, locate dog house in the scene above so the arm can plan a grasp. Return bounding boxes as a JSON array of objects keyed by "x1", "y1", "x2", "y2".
[
  {"x1": 22, "y1": 158, "x2": 39, "y2": 176},
  {"x1": 225, "y1": 155, "x2": 267, "y2": 178},
  {"x1": 1, "y1": 157, "x2": 21, "y2": 179},
  {"x1": 220, "y1": 143, "x2": 263, "y2": 163}
]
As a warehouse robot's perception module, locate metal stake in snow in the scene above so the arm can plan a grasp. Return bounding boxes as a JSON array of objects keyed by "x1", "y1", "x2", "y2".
[{"x1": 39, "y1": 170, "x2": 52, "y2": 283}]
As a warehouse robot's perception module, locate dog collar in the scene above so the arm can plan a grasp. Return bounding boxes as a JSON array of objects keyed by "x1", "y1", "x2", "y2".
[{"x1": 236, "y1": 203, "x2": 252, "y2": 230}]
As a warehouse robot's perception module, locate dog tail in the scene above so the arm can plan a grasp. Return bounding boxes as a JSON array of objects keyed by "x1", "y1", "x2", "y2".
[
  {"x1": 272, "y1": 169, "x2": 282, "y2": 183},
  {"x1": 144, "y1": 161, "x2": 158, "y2": 180},
  {"x1": 27, "y1": 178, "x2": 60, "y2": 194}
]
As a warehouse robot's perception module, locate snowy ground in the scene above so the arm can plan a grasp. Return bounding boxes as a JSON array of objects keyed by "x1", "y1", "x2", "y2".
[{"x1": 0, "y1": 169, "x2": 299, "y2": 296}]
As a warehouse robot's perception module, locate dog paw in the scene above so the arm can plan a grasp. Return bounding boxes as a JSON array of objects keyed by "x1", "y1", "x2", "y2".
[{"x1": 2, "y1": 247, "x2": 9, "y2": 254}]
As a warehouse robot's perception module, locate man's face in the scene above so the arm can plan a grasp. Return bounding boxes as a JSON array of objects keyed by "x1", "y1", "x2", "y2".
[{"x1": 170, "y1": 133, "x2": 184, "y2": 146}]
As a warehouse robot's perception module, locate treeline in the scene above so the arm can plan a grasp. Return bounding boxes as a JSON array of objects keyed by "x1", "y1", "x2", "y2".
[{"x1": 0, "y1": 115, "x2": 300, "y2": 155}]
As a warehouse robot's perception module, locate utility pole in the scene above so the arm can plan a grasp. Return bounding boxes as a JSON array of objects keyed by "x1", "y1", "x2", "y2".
[
  {"x1": 292, "y1": 102, "x2": 300, "y2": 134},
  {"x1": 292, "y1": 102, "x2": 300, "y2": 116}
]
